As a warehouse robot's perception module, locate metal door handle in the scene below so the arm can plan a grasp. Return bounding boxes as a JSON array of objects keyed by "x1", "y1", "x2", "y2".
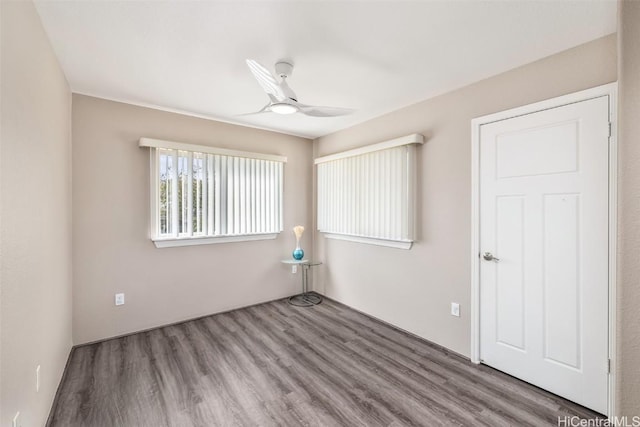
[{"x1": 483, "y1": 252, "x2": 500, "y2": 262}]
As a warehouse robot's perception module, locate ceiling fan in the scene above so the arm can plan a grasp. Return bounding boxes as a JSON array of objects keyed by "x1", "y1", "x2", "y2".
[{"x1": 243, "y1": 59, "x2": 354, "y2": 117}]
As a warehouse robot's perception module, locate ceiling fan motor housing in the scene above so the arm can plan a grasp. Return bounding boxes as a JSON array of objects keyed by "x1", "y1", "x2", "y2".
[{"x1": 275, "y1": 61, "x2": 294, "y2": 79}]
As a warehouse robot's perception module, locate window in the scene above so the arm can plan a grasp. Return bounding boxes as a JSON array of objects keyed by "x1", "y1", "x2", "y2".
[
  {"x1": 140, "y1": 138, "x2": 286, "y2": 248},
  {"x1": 315, "y1": 133, "x2": 423, "y2": 249}
]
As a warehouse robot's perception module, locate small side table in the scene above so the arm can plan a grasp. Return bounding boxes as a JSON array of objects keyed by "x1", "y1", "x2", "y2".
[{"x1": 281, "y1": 259, "x2": 323, "y2": 307}]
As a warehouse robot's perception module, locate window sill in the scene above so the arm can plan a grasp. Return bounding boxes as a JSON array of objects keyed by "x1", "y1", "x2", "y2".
[
  {"x1": 152, "y1": 233, "x2": 279, "y2": 248},
  {"x1": 322, "y1": 232, "x2": 413, "y2": 250}
]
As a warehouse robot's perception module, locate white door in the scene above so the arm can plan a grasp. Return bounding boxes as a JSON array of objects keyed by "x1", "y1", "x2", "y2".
[{"x1": 479, "y1": 96, "x2": 610, "y2": 414}]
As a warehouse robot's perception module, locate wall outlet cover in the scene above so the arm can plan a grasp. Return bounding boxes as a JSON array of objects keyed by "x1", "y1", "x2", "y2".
[
  {"x1": 115, "y1": 293, "x2": 125, "y2": 306},
  {"x1": 451, "y1": 302, "x2": 460, "y2": 317}
]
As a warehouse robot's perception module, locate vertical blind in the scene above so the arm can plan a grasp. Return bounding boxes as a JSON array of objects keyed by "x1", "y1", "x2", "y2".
[
  {"x1": 315, "y1": 134, "x2": 423, "y2": 249},
  {"x1": 140, "y1": 138, "x2": 286, "y2": 246},
  {"x1": 156, "y1": 149, "x2": 283, "y2": 238}
]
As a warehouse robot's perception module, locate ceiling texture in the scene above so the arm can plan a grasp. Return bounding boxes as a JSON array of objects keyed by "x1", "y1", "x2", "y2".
[{"x1": 34, "y1": 1, "x2": 617, "y2": 139}]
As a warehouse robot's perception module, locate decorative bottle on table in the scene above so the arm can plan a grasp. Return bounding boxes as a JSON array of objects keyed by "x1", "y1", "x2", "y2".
[{"x1": 292, "y1": 225, "x2": 304, "y2": 260}]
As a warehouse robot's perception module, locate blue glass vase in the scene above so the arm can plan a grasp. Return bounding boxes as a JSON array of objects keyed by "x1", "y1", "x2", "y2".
[{"x1": 292, "y1": 246, "x2": 304, "y2": 260}]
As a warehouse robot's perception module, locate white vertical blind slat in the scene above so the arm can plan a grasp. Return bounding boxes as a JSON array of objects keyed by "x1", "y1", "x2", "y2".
[
  {"x1": 206, "y1": 154, "x2": 213, "y2": 236},
  {"x1": 260, "y1": 160, "x2": 266, "y2": 233},
  {"x1": 224, "y1": 156, "x2": 232, "y2": 234},
  {"x1": 171, "y1": 150, "x2": 179, "y2": 238},
  {"x1": 249, "y1": 159, "x2": 255, "y2": 234},
  {"x1": 376, "y1": 150, "x2": 380, "y2": 237},
  {"x1": 195, "y1": 156, "x2": 201, "y2": 234},
  {"x1": 319, "y1": 165, "x2": 324, "y2": 231},
  {"x1": 200, "y1": 155, "x2": 206, "y2": 235},
  {"x1": 278, "y1": 162, "x2": 283, "y2": 231},
  {"x1": 271, "y1": 161, "x2": 277, "y2": 232},
  {"x1": 340, "y1": 158, "x2": 346, "y2": 234},
  {"x1": 351, "y1": 156, "x2": 357, "y2": 234},
  {"x1": 319, "y1": 164, "x2": 325, "y2": 231},
  {"x1": 214, "y1": 155, "x2": 221, "y2": 235},
  {"x1": 265, "y1": 162, "x2": 271, "y2": 232},
  {"x1": 239, "y1": 158, "x2": 246, "y2": 235},
  {"x1": 272, "y1": 161, "x2": 277, "y2": 232},
  {"x1": 390, "y1": 148, "x2": 399, "y2": 238},
  {"x1": 383, "y1": 149, "x2": 390, "y2": 239},
  {"x1": 405, "y1": 145, "x2": 415, "y2": 239},
  {"x1": 259, "y1": 160, "x2": 263, "y2": 232},
  {"x1": 245, "y1": 158, "x2": 251, "y2": 233},
  {"x1": 257, "y1": 160, "x2": 262, "y2": 233},
  {"x1": 323, "y1": 163, "x2": 327, "y2": 231},
  {"x1": 335, "y1": 159, "x2": 339, "y2": 234},
  {"x1": 324, "y1": 162, "x2": 329, "y2": 232},
  {"x1": 233, "y1": 157, "x2": 240, "y2": 234},
  {"x1": 221, "y1": 155, "x2": 229, "y2": 235},
  {"x1": 333, "y1": 160, "x2": 338, "y2": 234},
  {"x1": 187, "y1": 152, "x2": 194, "y2": 237}
]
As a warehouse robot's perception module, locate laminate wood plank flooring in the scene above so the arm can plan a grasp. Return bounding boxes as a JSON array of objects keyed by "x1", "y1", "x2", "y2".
[{"x1": 48, "y1": 296, "x2": 602, "y2": 427}]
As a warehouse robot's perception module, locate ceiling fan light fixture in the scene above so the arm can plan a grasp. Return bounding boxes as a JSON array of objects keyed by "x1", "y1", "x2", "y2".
[{"x1": 270, "y1": 102, "x2": 298, "y2": 115}]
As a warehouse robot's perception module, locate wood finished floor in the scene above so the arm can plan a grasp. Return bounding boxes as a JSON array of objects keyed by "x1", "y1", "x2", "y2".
[{"x1": 48, "y1": 296, "x2": 601, "y2": 427}]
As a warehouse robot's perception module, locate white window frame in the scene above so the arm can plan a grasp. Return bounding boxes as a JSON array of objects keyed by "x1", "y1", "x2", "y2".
[
  {"x1": 140, "y1": 138, "x2": 287, "y2": 248},
  {"x1": 315, "y1": 133, "x2": 423, "y2": 249}
]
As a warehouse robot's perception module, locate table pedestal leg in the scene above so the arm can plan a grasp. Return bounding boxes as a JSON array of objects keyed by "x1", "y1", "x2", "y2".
[{"x1": 288, "y1": 264, "x2": 322, "y2": 307}]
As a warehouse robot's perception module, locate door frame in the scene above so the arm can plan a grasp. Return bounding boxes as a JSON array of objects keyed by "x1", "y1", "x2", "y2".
[{"x1": 470, "y1": 83, "x2": 618, "y2": 416}]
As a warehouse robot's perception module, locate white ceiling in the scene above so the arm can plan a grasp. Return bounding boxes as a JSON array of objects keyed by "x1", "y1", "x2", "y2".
[{"x1": 34, "y1": 1, "x2": 616, "y2": 139}]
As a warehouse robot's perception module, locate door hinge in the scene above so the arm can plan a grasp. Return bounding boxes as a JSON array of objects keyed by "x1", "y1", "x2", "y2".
[
  {"x1": 608, "y1": 122, "x2": 612, "y2": 138},
  {"x1": 607, "y1": 359, "x2": 611, "y2": 374}
]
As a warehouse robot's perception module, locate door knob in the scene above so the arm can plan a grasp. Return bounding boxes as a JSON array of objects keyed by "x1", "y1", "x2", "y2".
[{"x1": 483, "y1": 252, "x2": 500, "y2": 262}]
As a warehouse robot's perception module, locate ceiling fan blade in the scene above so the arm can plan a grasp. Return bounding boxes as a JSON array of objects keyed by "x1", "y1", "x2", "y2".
[
  {"x1": 246, "y1": 59, "x2": 286, "y2": 101},
  {"x1": 279, "y1": 79, "x2": 297, "y2": 102},
  {"x1": 297, "y1": 104, "x2": 354, "y2": 117},
  {"x1": 236, "y1": 103, "x2": 272, "y2": 117}
]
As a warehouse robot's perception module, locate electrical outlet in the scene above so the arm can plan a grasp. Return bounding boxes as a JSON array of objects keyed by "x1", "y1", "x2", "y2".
[
  {"x1": 12, "y1": 412, "x2": 20, "y2": 427},
  {"x1": 36, "y1": 365, "x2": 41, "y2": 392},
  {"x1": 292, "y1": 265, "x2": 297, "y2": 274},
  {"x1": 115, "y1": 293, "x2": 125, "y2": 306},
  {"x1": 451, "y1": 302, "x2": 460, "y2": 317}
]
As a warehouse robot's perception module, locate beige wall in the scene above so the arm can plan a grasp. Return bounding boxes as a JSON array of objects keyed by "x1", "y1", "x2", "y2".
[
  {"x1": 0, "y1": 2, "x2": 73, "y2": 426},
  {"x1": 72, "y1": 95, "x2": 312, "y2": 344},
  {"x1": 617, "y1": 0, "x2": 640, "y2": 416},
  {"x1": 313, "y1": 35, "x2": 616, "y2": 358}
]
